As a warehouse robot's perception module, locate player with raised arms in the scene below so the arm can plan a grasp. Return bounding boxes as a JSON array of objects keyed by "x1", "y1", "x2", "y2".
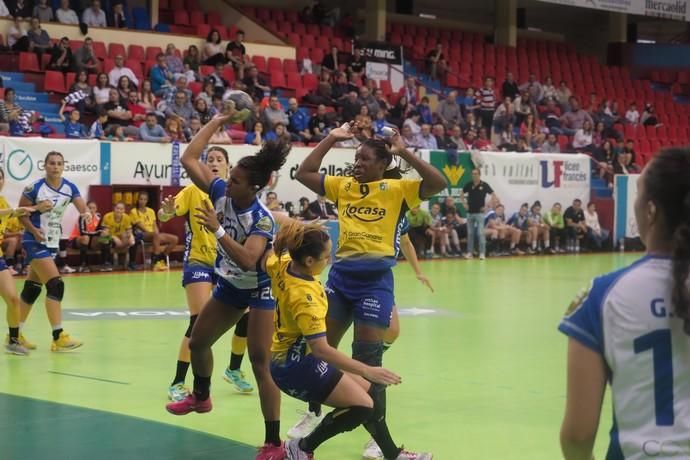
[
  {"x1": 166, "y1": 113, "x2": 290, "y2": 460},
  {"x1": 559, "y1": 147, "x2": 690, "y2": 459},
  {"x1": 294, "y1": 123, "x2": 446, "y2": 459},
  {"x1": 157, "y1": 146, "x2": 253, "y2": 402},
  {"x1": 16, "y1": 151, "x2": 90, "y2": 351}
]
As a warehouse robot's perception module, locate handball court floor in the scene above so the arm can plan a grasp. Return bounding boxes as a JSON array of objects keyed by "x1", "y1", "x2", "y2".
[{"x1": 0, "y1": 253, "x2": 639, "y2": 460}]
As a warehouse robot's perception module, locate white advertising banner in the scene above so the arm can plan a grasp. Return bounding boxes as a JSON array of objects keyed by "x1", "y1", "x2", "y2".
[
  {"x1": 614, "y1": 174, "x2": 640, "y2": 242},
  {"x1": 0, "y1": 137, "x2": 101, "y2": 238},
  {"x1": 108, "y1": 143, "x2": 355, "y2": 205},
  {"x1": 472, "y1": 151, "x2": 591, "y2": 214},
  {"x1": 538, "y1": 0, "x2": 690, "y2": 22}
]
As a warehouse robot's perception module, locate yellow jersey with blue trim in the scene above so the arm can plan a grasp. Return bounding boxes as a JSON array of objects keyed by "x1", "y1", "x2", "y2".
[
  {"x1": 266, "y1": 253, "x2": 328, "y2": 361},
  {"x1": 322, "y1": 175, "x2": 422, "y2": 271},
  {"x1": 0, "y1": 196, "x2": 12, "y2": 257},
  {"x1": 130, "y1": 207, "x2": 156, "y2": 233},
  {"x1": 174, "y1": 184, "x2": 216, "y2": 268}
]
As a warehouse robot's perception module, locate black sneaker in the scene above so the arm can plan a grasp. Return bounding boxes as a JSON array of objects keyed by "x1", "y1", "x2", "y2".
[{"x1": 127, "y1": 263, "x2": 138, "y2": 271}]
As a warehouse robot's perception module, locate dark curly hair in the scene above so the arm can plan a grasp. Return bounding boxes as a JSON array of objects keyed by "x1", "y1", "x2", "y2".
[{"x1": 236, "y1": 140, "x2": 291, "y2": 190}]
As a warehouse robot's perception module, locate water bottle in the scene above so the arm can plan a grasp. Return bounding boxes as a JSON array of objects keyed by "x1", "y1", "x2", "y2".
[{"x1": 619, "y1": 238, "x2": 625, "y2": 253}]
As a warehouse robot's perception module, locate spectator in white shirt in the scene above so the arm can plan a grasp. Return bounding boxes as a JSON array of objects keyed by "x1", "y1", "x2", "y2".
[
  {"x1": 584, "y1": 202, "x2": 609, "y2": 250},
  {"x1": 0, "y1": 0, "x2": 9, "y2": 18},
  {"x1": 401, "y1": 124, "x2": 420, "y2": 149},
  {"x1": 573, "y1": 120, "x2": 594, "y2": 152},
  {"x1": 82, "y1": 0, "x2": 107, "y2": 27},
  {"x1": 56, "y1": 0, "x2": 79, "y2": 24},
  {"x1": 403, "y1": 111, "x2": 422, "y2": 135},
  {"x1": 625, "y1": 102, "x2": 640, "y2": 125},
  {"x1": 416, "y1": 123, "x2": 438, "y2": 150},
  {"x1": 109, "y1": 55, "x2": 139, "y2": 87}
]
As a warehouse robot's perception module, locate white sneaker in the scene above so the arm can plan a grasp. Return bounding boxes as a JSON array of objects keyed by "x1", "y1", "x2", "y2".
[
  {"x1": 284, "y1": 438, "x2": 313, "y2": 459},
  {"x1": 479, "y1": 253, "x2": 485, "y2": 260},
  {"x1": 363, "y1": 438, "x2": 384, "y2": 460},
  {"x1": 287, "y1": 410, "x2": 324, "y2": 439},
  {"x1": 60, "y1": 265, "x2": 76, "y2": 274}
]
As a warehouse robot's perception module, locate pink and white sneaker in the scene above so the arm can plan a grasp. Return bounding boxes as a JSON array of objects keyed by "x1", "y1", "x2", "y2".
[
  {"x1": 165, "y1": 394, "x2": 212, "y2": 415},
  {"x1": 395, "y1": 450, "x2": 433, "y2": 460},
  {"x1": 255, "y1": 442, "x2": 286, "y2": 460}
]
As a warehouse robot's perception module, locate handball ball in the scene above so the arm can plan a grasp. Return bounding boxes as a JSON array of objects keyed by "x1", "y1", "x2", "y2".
[{"x1": 222, "y1": 90, "x2": 253, "y2": 123}]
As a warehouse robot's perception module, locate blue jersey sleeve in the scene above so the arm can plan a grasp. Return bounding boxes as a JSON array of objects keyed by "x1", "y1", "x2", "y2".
[
  {"x1": 67, "y1": 179, "x2": 81, "y2": 201},
  {"x1": 249, "y1": 208, "x2": 275, "y2": 240},
  {"x1": 400, "y1": 217, "x2": 410, "y2": 236},
  {"x1": 208, "y1": 177, "x2": 226, "y2": 205},
  {"x1": 22, "y1": 180, "x2": 41, "y2": 204},
  {"x1": 558, "y1": 278, "x2": 609, "y2": 354}
]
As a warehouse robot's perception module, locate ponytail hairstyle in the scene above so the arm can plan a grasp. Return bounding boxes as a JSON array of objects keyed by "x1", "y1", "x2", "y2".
[
  {"x1": 273, "y1": 219, "x2": 330, "y2": 265},
  {"x1": 45, "y1": 151, "x2": 64, "y2": 163},
  {"x1": 237, "y1": 140, "x2": 290, "y2": 191},
  {"x1": 643, "y1": 148, "x2": 690, "y2": 334}
]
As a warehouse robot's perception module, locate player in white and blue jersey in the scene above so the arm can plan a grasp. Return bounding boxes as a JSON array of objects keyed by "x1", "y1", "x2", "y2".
[
  {"x1": 166, "y1": 114, "x2": 291, "y2": 460},
  {"x1": 559, "y1": 147, "x2": 690, "y2": 460},
  {"x1": 17, "y1": 151, "x2": 90, "y2": 352}
]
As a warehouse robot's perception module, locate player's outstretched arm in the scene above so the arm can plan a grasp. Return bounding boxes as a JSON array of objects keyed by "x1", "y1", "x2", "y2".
[
  {"x1": 296, "y1": 123, "x2": 354, "y2": 195},
  {"x1": 390, "y1": 134, "x2": 447, "y2": 199},
  {"x1": 181, "y1": 114, "x2": 233, "y2": 193},
  {"x1": 400, "y1": 233, "x2": 433, "y2": 292}
]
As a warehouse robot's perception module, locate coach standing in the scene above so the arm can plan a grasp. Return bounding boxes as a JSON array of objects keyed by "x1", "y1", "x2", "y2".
[{"x1": 461, "y1": 168, "x2": 497, "y2": 260}]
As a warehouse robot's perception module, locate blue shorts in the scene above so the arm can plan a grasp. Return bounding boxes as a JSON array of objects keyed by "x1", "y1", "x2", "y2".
[
  {"x1": 271, "y1": 347, "x2": 343, "y2": 404},
  {"x1": 212, "y1": 277, "x2": 275, "y2": 310},
  {"x1": 325, "y1": 266, "x2": 395, "y2": 329},
  {"x1": 0, "y1": 257, "x2": 7, "y2": 272},
  {"x1": 23, "y1": 241, "x2": 58, "y2": 264},
  {"x1": 181, "y1": 264, "x2": 217, "y2": 287}
]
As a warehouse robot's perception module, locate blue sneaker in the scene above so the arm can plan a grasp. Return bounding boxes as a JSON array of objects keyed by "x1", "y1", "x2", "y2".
[
  {"x1": 168, "y1": 383, "x2": 190, "y2": 402},
  {"x1": 223, "y1": 368, "x2": 254, "y2": 393}
]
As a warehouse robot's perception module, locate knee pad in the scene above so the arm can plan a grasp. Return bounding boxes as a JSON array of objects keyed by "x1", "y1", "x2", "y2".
[
  {"x1": 184, "y1": 314, "x2": 198, "y2": 338},
  {"x1": 234, "y1": 312, "x2": 249, "y2": 338},
  {"x1": 20, "y1": 280, "x2": 42, "y2": 305},
  {"x1": 45, "y1": 277, "x2": 65, "y2": 302},
  {"x1": 352, "y1": 341, "x2": 384, "y2": 367}
]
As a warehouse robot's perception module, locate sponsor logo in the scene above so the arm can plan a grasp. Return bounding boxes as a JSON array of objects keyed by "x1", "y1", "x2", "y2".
[
  {"x1": 564, "y1": 282, "x2": 592, "y2": 317},
  {"x1": 288, "y1": 163, "x2": 351, "y2": 180},
  {"x1": 540, "y1": 160, "x2": 588, "y2": 188},
  {"x1": 342, "y1": 203, "x2": 387, "y2": 222},
  {"x1": 644, "y1": 0, "x2": 687, "y2": 19},
  {"x1": 133, "y1": 161, "x2": 190, "y2": 180},
  {"x1": 255, "y1": 215, "x2": 273, "y2": 232},
  {"x1": 641, "y1": 439, "x2": 690, "y2": 457},
  {"x1": 306, "y1": 294, "x2": 313, "y2": 302},
  {"x1": 191, "y1": 271, "x2": 210, "y2": 280},
  {"x1": 6, "y1": 149, "x2": 99, "y2": 181},
  {"x1": 442, "y1": 164, "x2": 465, "y2": 187}
]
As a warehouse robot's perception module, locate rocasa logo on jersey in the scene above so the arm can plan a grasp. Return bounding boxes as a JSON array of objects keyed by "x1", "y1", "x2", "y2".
[{"x1": 342, "y1": 203, "x2": 386, "y2": 222}]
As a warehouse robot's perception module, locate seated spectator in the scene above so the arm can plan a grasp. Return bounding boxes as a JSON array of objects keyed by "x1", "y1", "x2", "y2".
[
  {"x1": 91, "y1": 72, "x2": 111, "y2": 107},
  {"x1": 308, "y1": 104, "x2": 334, "y2": 141},
  {"x1": 138, "y1": 79, "x2": 157, "y2": 111},
  {"x1": 354, "y1": 105, "x2": 373, "y2": 138},
  {"x1": 209, "y1": 63, "x2": 230, "y2": 93},
  {"x1": 436, "y1": 90, "x2": 462, "y2": 129},
  {"x1": 513, "y1": 89, "x2": 535, "y2": 126},
  {"x1": 56, "y1": 0, "x2": 79, "y2": 24},
  {"x1": 242, "y1": 66, "x2": 270, "y2": 102},
  {"x1": 593, "y1": 140, "x2": 615, "y2": 184},
  {"x1": 625, "y1": 102, "x2": 640, "y2": 125},
  {"x1": 624, "y1": 139, "x2": 640, "y2": 168},
  {"x1": 116, "y1": 75, "x2": 136, "y2": 101},
  {"x1": 262, "y1": 95, "x2": 289, "y2": 131},
  {"x1": 27, "y1": 17, "x2": 50, "y2": 67},
  {"x1": 164, "y1": 90, "x2": 194, "y2": 129},
  {"x1": 372, "y1": 109, "x2": 395, "y2": 137},
  {"x1": 82, "y1": 0, "x2": 107, "y2": 27},
  {"x1": 428, "y1": 202, "x2": 449, "y2": 257},
  {"x1": 449, "y1": 125, "x2": 467, "y2": 150},
  {"x1": 264, "y1": 191, "x2": 283, "y2": 211},
  {"x1": 573, "y1": 119, "x2": 594, "y2": 152},
  {"x1": 519, "y1": 74, "x2": 544, "y2": 104},
  {"x1": 387, "y1": 95, "x2": 410, "y2": 128},
  {"x1": 612, "y1": 148, "x2": 632, "y2": 176},
  {"x1": 308, "y1": 195, "x2": 337, "y2": 219},
  {"x1": 561, "y1": 98, "x2": 593, "y2": 136},
  {"x1": 403, "y1": 111, "x2": 422, "y2": 135},
  {"x1": 641, "y1": 104, "x2": 658, "y2": 126},
  {"x1": 497, "y1": 124, "x2": 517, "y2": 151},
  {"x1": 59, "y1": 106, "x2": 86, "y2": 139},
  {"x1": 274, "y1": 122, "x2": 291, "y2": 144},
  {"x1": 7, "y1": 0, "x2": 31, "y2": 18},
  {"x1": 461, "y1": 87, "x2": 479, "y2": 118},
  {"x1": 398, "y1": 77, "x2": 420, "y2": 106},
  {"x1": 543, "y1": 202, "x2": 565, "y2": 252},
  {"x1": 245, "y1": 121, "x2": 276, "y2": 145},
  {"x1": 202, "y1": 29, "x2": 224, "y2": 66},
  {"x1": 164, "y1": 117, "x2": 186, "y2": 142},
  {"x1": 108, "y1": 55, "x2": 138, "y2": 87},
  {"x1": 88, "y1": 109, "x2": 108, "y2": 139},
  {"x1": 184, "y1": 45, "x2": 201, "y2": 74},
  {"x1": 48, "y1": 37, "x2": 74, "y2": 74},
  {"x1": 464, "y1": 128, "x2": 478, "y2": 149},
  {"x1": 540, "y1": 133, "x2": 561, "y2": 153},
  {"x1": 286, "y1": 98, "x2": 311, "y2": 142},
  {"x1": 584, "y1": 202, "x2": 609, "y2": 251},
  {"x1": 0, "y1": 88, "x2": 19, "y2": 132},
  {"x1": 126, "y1": 91, "x2": 146, "y2": 128},
  {"x1": 541, "y1": 76, "x2": 557, "y2": 102},
  {"x1": 330, "y1": 71, "x2": 350, "y2": 101},
  {"x1": 193, "y1": 97, "x2": 213, "y2": 125},
  {"x1": 139, "y1": 112, "x2": 170, "y2": 142},
  {"x1": 347, "y1": 47, "x2": 366, "y2": 81},
  {"x1": 432, "y1": 123, "x2": 454, "y2": 150},
  {"x1": 7, "y1": 16, "x2": 28, "y2": 52},
  {"x1": 474, "y1": 127, "x2": 495, "y2": 151},
  {"x1": 164, "y1": 43, "x2": 185, "y2": 80},
  {"x1": 103, "y1": 88, "x2": 134, "y2": 135},
  {"x1": 541, "y1": 97, "x2": 564, "y2": 134},
  {"x1": 502, "y1": 71, "x2": 519, "y2": 101},
  {"x1": 442, "y1": 207, "x2": 466, "y2": 256},
  {"x1": 515, "y1": 136, "x2": 531, "y2": 153},
  {"x1": 337, "y1": 90, "x2": 360, "y2": 123},
  {"x1": 73, "y1": 37, "x2": 100, "y2": 74},
  {"x1": 492, "y1": 96, "x2": 514, "y2": 135},
  {"x1": 373, "y1": 88, "x2": 390, "y2": 113},
  {"x1": 358, "y1": 86, "x2": 380, "y2": 117},
  {"x1": 33, "y1": 0, "x2": 54, "y2": 22},
  {"x1": 109, "y1": 2, "x2": 127, "y2": 29},
  {"x1": 416, "y1": 123, "x2": 437, "y2": 150},
  {"x1": 150, "y1": 53, "x2": 174, "y2": 95},
  {"x1": 564, "y1": 199, "x2": 587, "y2": 252},
  {"x1": 426, "y1": 43, "x2": 447, "y2": 82},
  {"x1": 520, "y1": 113, "x2": 545, "y2": 148},
  {"x1": 401, "y1": 124, "x2": 419, "y2": 149},
  {"x1": 160, "y1": 76, "x2": 191, "y2": 111},
  {"x1": 555, "y1": 80, "x2": 572, "y2": 111},
  {"x1": 225, "y1": 30, "x2": 249, "y2": 80},
  {"x1": 321, "y1": 46, "x2": 340, "y2": 73},
  {"x1": 484, "y1": 204, "x2": 523, "y2": 255}
]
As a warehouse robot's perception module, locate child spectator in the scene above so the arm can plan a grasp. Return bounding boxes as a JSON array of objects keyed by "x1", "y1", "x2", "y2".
[{"x1": 59, "y1": 106, "x2": 87, "y2": 139}]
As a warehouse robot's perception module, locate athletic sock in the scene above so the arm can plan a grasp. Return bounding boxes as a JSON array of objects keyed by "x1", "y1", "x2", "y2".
[
  {"x1": 544, "y1": 240, "x2": 550, "y2": 249},
  {"x1": 79, "y1": 246, "x2": 88, "y2": 265},
  {"x1": 299, "y1": 406, "x2": 373, "y2": 452},
  {"x1": 128, "y1": 245, "x2": 137, "y2": 265},
  {"x1": 18, "y1": 322, "x2": 24, "y2": 332},
  {"x1": 100, "y1": 243, "x2": 111, "y2": 264},
  {"x1": 531, "y1": 241, "x2": 537, "y2": 250},
  {"x1": 8, "y1": 327, "x2": 19, "y2": 343},
  {"x1": 363, "y1": 385, "x2": 401, "y2": 460},
  {"x1": 228, "y1": 353, "x2": 244, "y2": 371},
  {"x1": 308, "y1": 401, "x2": 322, "y2": 417},
  {"x1": 172, "y1": 360, "x2": 190, "y2": 386},
  {"x1": 192, "y1": 374, "x2": 211, "y2": 401},
  {"x1": 52, "y1": 327, "x2": 64, "y2": 341},
  {"x1": 264, "y1": 420, "x2": 281, "y2": 446},
  {"x1": 6, "y1": 257, "x2": 14, "y2": 267}
]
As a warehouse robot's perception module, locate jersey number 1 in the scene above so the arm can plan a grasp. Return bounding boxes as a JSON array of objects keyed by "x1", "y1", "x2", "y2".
[{"x1": 633, "y1": 329, "x2": 674, "y2": 426}]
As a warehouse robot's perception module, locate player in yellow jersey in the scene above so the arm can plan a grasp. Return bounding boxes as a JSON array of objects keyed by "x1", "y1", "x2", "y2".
[
  {"x1": 158, "y1": 146, "x2": 253, "y2": 402},
  {"x1": 130, "y1": 191, "x2": 179, "y2": 271},
  {"x1": 101, "y1": 202, "x2": 135, "y2": 271},
  {"x1": 295, "y1": 124, "x2": 446, "y2": 460},
  {"x1": 0, "y1": 168, "x2": 50, "y2": 355},
  {"x1": 3, "y1": 215, "x2": 24, "y2": 275}
]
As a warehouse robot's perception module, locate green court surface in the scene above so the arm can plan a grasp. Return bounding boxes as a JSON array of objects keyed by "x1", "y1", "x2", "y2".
[{"x1": 0, "y1": 253, "x2": 640, "y2": 459}]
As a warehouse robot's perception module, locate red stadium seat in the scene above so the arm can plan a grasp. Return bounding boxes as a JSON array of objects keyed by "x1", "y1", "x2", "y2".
[
  {"x1": 285, "y1": 72, "x2": 301, "y2": 90},
  {"x1": 125, "y1": 60, "x2": 144, "y2": 80},
  {"x1": 197, "y1": 24, "x2": 211, "y2": 38},
  {"x1": 65, "y1": 72, "x2": 76, "y2": 89},
  {"x1": 170, "y1": 0, "x2": 184, "y2": 10},
  {"x1": 207, "y1": 11, "x2": 222, "y2": 26},
  {"x1": 199, "y1": 65, "x2": 214, "y2": 77},
  {"x1": 252, "y1": 55, "x2": 267, "y2": 73},
  {"x1": 19, "y1": 52, "x2": 41, "y2": 72},
  {"x1": 44, "y1": 71, "x2": 66, "y2": 93},
  {"x1": 146, "y1": 46, "x2": 163, "y2": 61},
  {"x1": 379, "y1": 80, "x2": 392, "y2": 96},
  {"x1": 128, "y1": 45, "x2": 145, "y2": 62},
  {"x1": 283, "y1": 59, "x2": 298, "y2": 73},
  {"x1": 267, "y1": 57, "x2": 282, "y2": 73},
  {"x1": 271, "y1": 72, "x2": 287, "y2": 88},
  {"x1": 221, "y1": 67, "x2": 235, "y2": 83},
  {"x1": 645, "y1": 125, "x2": 657, "y2": 139},
  {"x1": 102, "y1": 58, "x2": 115, "y2": 74},
  {"x1": 173, "y1": 10, "x2": 189, "y2": 26},
  {"x1": 302, "y1": 73, "x2": 318, "y2": 91},
  {"x1": 108, "y1": 42, "x2": 126, "y2": 59},
  {"x1": 189, "y1": 10, "x2": 205, "y2": 25},
  {"x1": 310, "y1": 48, "x2": 324, "y2": 64},
  {"x1": 92, "y1": 41, "x2": 107, "y2": 60},
  {"x1": 188, "y1": 81, "x2": 202, "y2": 96},
  {"x1": 302, "y1": 35, "x2": 316, "y2": 48}
]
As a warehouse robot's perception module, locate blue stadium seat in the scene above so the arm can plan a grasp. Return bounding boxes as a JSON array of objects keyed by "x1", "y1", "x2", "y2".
[
  {"x1": 132, "y1": 8, "x2": 151, "y2": 30},
  {"x1": 154, "y1": 23, "x2": 171, "y2": 33}
]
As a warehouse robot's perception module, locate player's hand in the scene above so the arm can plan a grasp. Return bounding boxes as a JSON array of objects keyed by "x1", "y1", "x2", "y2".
[
  {"x1": 363, "y1": 366, "x2": 402, "y2": 386},
  {"x1": 327, "y1": 122, "x2": 355, "y2": 142},
  {"x1": 161, "y1": 195, "x2": 175, "y2": 215},
  {"x1": 11, "y1": 207, "x2": 33, "y2": 217},
  {"x1": 35, "y1": 200, "x2": 53, "y2": 213},
  {"x1": 416, "y1": 274, "x2": 434, "y2": 292},
  {"x1": 32, "y1": 229, "x2": 46, "y2": 242},
  {"x1": 194, "y1": 201, "x2": 221, "y2": 233}
]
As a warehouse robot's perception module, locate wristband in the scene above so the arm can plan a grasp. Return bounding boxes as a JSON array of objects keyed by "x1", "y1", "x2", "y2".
[{"x1": 214, "y1": 227, "x2": 226, "y2": 239}]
